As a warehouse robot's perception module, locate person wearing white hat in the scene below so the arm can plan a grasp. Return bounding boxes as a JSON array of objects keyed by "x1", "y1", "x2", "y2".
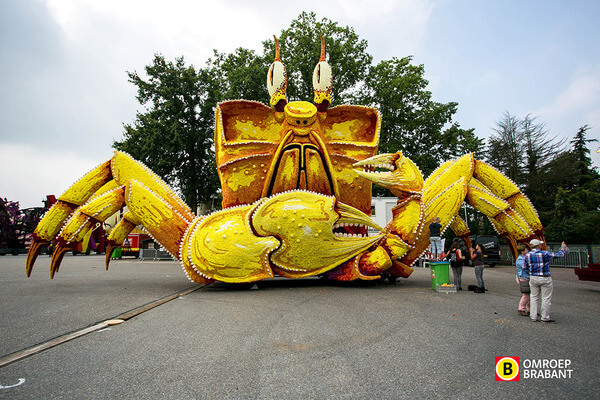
[{"x1": 523, "y1": 239, "x2": 567, "y2": 323}]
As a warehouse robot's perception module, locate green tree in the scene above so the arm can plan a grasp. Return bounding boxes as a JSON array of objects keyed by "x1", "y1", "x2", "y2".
[
  {"x1": 440, "y1": 124, "x2": 485, "y2": 160},
  {"x1": 545, "y1": 180, "x2": 600, "y2": 243},
  {"x1": 541, "y1": 126, "x2": 600, "y2": 243},
  {"x1": 362, "y1": 57, "x2": 479, "y2": 176},
  {"x1": 487, "y1": 112, "x2": 522, "y2": 183},
  {"x1": 113, "y1": 55, "x2": 221, "y2": 211},
  {"x1": 521, "y1": 116, "x2": 556, "y2": 174},
  {"x1": 208, "y1": 48, "x2": 268, "y2": 102},
  {"x1": 486, "y1": 112, "x2": 566, "y2": 198},
  {"x1": 570, "y1": 124, "x2": 599, "y2": 186},
  {"x1": 534, "y1": 151, "x2": 578, "y2": 216},
  {"x1": 485, "y1": 112, "x2": 564, "y2": 185}
]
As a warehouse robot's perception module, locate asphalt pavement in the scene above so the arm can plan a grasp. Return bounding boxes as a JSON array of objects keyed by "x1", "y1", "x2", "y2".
[{"x1": 1, "y1": 254, "x2": 599, "y2": 399}]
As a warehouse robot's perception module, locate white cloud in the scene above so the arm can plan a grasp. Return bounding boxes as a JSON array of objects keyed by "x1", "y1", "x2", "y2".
[
  {"x1": 476, "y1": 70, "x2": 501, "y2": 88},
  {"x1": 536, "y1": 71, "x2": 600, "y2": 119},
  {"x1": 333, "y1": 0, "x2": 431, "y2": 25},
  {"x1": 0, "y1": 143, "x2": 101, "y2": 208},
  {"x1": 44, "y1": 0, "x2": 284, "y2": 66},
  {"x1": 530, "y1": 70, "x2": 600, "y2": 162},
  {"x1": 44, "y1": 0, "x2": 437, "y2": 66},
  {"x1": 354, "y1": 0, "x2": 436, "y2": 61}
]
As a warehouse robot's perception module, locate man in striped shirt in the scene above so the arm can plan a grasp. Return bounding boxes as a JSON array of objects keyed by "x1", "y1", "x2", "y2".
[{"x1": 524, "y1": 239, "x2": 567, "y2": 323}]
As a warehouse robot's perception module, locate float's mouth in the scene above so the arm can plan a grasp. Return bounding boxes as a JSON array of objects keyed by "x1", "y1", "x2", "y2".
[
  {"x1": 251, "y1": 191, "x2": 384, "y2": 276},
  {"x1": 334, "y1": 201, "x2": 383, "y2": 238}
]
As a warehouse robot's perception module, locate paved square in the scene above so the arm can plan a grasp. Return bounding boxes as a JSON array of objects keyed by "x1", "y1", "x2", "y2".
[{"x1": 1, "y1": 255, "x2": 599, "y2": 399}]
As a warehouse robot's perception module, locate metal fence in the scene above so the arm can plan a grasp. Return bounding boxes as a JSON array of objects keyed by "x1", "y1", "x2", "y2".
[
  {"x1": 139, "y1": 249, "x2": 175, "y2": 261},
  {"x1": 500, "y1": 245, "x2": 514, "y2": 265},
  {"x1": 591, "y1": 245, "x2": 600, "y2": 264},
  {"x1": 139, "y1": 242, "x2": 598, "y2": 267},
  {"x1": 500, "y1": 243, "x2": 593, "y2": 268}
]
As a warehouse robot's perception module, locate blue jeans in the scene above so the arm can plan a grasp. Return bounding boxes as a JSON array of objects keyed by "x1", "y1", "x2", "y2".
[
  {"x1": 475, "y1": 265, "x2": 485, "y2": 288},
  {"x1": 429, "y1": 237, "x2": 442, "y2": 258}
]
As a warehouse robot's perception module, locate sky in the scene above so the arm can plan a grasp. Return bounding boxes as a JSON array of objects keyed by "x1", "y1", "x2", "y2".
[{"x1": 1, "y1": 0, "x2": 599, "y2": 208}]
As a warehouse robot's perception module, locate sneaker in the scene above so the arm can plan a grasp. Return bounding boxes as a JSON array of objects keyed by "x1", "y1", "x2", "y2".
[
  {"x1": 518, "y1": 310, "x2": 529, "y2": 316},
  {"x1": 531, "y1": 319, "x2": 537, "y2": 322},
  {"x1": 541, "y1": 319, "x2": 556, "y2": 323}
]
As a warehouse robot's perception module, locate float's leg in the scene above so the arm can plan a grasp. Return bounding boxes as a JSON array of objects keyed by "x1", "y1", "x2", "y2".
[
  {"x1": 104, "y1": 212, "x2": 141, "y2": 270},
  {"x1": 27, "y1": 160, "x2": 113, "y2": 275},
  {"x1": 49, "y1": 187, "x2": 126, "y2": 277},
  {"x1": 28, "y1": 152, "x2": 196, "y2": 277}
]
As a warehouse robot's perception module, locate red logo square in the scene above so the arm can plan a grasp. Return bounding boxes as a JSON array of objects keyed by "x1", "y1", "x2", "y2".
[{"x1": 495, "y1": 357, "x2": 520, "y2": 381}]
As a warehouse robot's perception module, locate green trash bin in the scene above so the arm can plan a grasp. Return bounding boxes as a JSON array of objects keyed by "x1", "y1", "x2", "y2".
[
  {"x1": 429, "y1": 261, "x2": 450, "y2": 289},
  {"x1": 111, "y1": 247, "x2": 122, "y2": 259}
]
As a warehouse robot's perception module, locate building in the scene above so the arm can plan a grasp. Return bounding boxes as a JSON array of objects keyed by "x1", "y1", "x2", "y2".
[{"x1": 369, "y1": 197, "x2": 398, "y2": 234}]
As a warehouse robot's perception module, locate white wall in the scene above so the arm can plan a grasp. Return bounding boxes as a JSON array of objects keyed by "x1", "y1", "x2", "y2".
[{"x1": 369, "y1": 197, "x2": 398, "y2": 233}]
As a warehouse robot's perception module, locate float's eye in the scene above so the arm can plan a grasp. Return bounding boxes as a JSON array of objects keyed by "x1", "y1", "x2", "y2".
[
  {"x1": 267, "y1": 61, "x2": 286, "y2": 97},
  {"x1": 312, "y1": 60, "x2": 332, "y2": 93},
  {"x1": 267, "y1": 35, "x2": 287, "y2": 111},
  {"x1": 312, "y1": 36, "x2": 332, "y2": 111}
]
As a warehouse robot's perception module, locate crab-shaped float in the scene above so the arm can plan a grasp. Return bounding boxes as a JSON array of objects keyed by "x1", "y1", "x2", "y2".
[{"x1": 26, "y1": 37, "x2": 546, "y2": 283}]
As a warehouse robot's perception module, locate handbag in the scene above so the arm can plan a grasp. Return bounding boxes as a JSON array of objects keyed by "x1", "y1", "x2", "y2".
[{"x1": 519, "y1": 278, "x2": 530, "y2": 294}]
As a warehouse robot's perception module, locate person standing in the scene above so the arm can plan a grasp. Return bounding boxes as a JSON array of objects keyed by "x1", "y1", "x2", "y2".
[
  {"x1": 471, "y1": 243, "x2": 486, "y2": 293},
  {"x1": 429, "y1": 217, "x2": 442, "y2": 260},
  {"x1": 443, "y1": 241, "x2": 464, "y2": 290},
  {"x1": 515, "y1": 245, "x2": 530, "y2": 316},
  {"x1": 524, "y1": 239, "x2": 567, "y2": 323}
]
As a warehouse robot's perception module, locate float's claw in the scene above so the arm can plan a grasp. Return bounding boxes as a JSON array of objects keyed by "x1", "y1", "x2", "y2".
[
  {"x1": 253, "y1": 191, "x2": 384, "y2": 278},
  {"x1": 26, "y1": 201, "x2": 82, "y2": 276},
  {"x1": 47, "y1": 187, "x2": 127, "y2": 277},
  {"x1": 353, "y1": 151, "x2": 423, "y2": 197},
  {"x1": 49, "y1": 245, "x2": 70, "y2": 279},
  {"x1": 104, "y1": 241, "x2": 118, "y2": 270},
  {"x1": 26, "y1": 239, "x2": 46, "y2": 277},
  {"x1": 182, "y1": 203, "x2": 279, "y2": 283}
]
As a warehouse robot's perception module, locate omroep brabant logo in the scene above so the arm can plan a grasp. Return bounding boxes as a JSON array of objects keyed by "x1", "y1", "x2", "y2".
[{"x1": 495, "y1": 357, "x2": 573, "y2": 381}]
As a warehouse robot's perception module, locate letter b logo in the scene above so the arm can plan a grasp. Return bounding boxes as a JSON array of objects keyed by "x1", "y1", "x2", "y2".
[{"x1": 495, "y1": 357, "x2": 520, "y2": 381}]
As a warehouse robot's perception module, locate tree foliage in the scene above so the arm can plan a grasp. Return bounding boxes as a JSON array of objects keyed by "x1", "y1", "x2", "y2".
[
  {"x1": 207, "y1": 48, "x2": 268, "y2": 102},
  {"x1": 545, "y1": 181, "x2": 600, "y2": 243},
  {"x1": 362, "y1": 56, "x2": 481, "y2": 175},
  {"x1": 487, "y1": 112, "x2": 566, "y2": 186},
  {"x1": 543, "y1": 126, "x2": 600, "y2": 243},
  {"x1": 570, "y1": 124, "x2": 599, "y2": 186},
  {"x1": 485, "y1": 118, "x2": 600, "y2": 243},
  {"x1": 113, "y1": 55, "x2": 221, "y2": 211}
]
